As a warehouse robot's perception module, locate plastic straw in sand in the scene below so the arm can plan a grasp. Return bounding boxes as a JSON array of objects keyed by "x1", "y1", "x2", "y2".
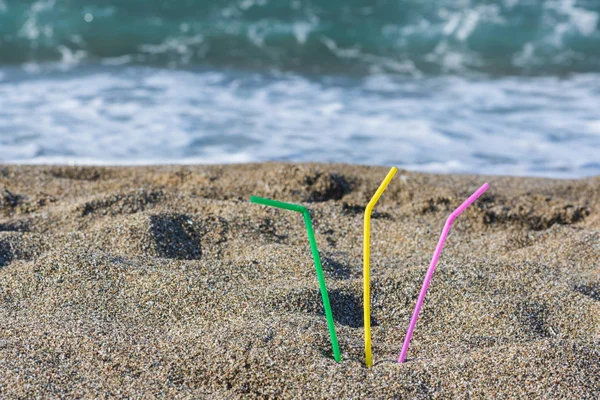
[
  {"x1": 250, "y1": 196, "x2": 341, "y2": 362},
  {"x1": 364, "y1": 167, "x2": 397, "y2": 367},
  {"x1": 398, "y1": 183, "x2": 490, "y2": 363}
]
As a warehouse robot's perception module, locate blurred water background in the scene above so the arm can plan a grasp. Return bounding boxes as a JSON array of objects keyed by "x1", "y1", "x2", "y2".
[{"x1": 0, "y1": 0, "x2": 599, "y2": 177}]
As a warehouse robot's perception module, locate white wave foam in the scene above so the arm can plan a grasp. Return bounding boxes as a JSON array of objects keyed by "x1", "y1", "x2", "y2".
[{"x1": 0, "y1": 66, "x2": 599, "y2": 178}]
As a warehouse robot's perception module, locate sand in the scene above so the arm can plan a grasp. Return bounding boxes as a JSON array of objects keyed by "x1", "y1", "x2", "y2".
[{"x1": 0, "y1": 163, "x2": 598, "y2": 398}]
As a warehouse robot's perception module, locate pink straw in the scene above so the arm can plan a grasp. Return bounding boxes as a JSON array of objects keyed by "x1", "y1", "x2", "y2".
[{"x1": 398, "y1": 183, "x2": 490, "y2": 363}]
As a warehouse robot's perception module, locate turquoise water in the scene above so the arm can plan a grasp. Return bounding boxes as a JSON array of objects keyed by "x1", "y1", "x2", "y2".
[
  {"x1": 0, "y1": 1, "x2": 599, "y2": 177},
  {"x1": 1, "y1": 0, "x2": 599, "y2": 74}
]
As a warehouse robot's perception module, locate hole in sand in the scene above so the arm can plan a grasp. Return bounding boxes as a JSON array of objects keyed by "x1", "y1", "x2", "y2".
[
  {"x1": 150, "y1": 214, "x2": 202, "y2": 260},
  {"x1": 304, "y1": 172, "x2": 351, "y2": 202},
  {"x1": 0, "y1": 238, "x2": 14, "y2": 268}
]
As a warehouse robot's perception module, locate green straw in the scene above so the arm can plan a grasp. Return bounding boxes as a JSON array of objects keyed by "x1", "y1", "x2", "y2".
[{"x1": 250, "y1": 196, "x2": 341, "y2": 362}]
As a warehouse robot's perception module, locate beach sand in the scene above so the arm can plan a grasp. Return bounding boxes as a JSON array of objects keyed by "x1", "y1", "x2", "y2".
[{"x1": 0, "y1": 163, "x2": 598, "y2": 398}]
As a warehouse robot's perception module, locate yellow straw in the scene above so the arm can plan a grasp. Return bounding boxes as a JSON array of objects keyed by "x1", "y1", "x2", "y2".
[{"x1": 364, "y1": 167, "x2": 397, "y2": 367}]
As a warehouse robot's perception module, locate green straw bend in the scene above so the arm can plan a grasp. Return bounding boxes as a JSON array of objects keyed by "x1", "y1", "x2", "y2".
[{"x1": 250, "y1": 196, "x2": 341, "y2": 362}]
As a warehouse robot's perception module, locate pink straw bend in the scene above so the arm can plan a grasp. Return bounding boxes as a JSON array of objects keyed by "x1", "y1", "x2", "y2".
[{"x1": 398, "y1": 183, "x2": 490, "y2": 363}]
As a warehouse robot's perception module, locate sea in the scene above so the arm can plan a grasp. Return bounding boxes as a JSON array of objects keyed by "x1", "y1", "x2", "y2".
[{"x1": 0, "y1": 0, "x2": 599, "y2": 178}]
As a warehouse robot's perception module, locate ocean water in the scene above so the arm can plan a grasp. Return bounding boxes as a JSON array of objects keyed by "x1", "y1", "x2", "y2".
[{"x1": 0, "y1": 0, "x2": 599, "y2": 178}]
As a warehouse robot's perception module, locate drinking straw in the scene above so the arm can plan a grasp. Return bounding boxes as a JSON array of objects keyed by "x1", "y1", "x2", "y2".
[
  {"x1": 250, "y1": 196, "x2": 341, "y2": 362},
  {"x1": 364, "y1": 167, "x2": 398, "y2": 367},
  {"x1": 398, "y1": 183, "x2": 490, "y2": 363}
]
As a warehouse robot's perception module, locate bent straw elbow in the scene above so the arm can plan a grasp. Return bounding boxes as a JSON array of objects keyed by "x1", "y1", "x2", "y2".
[
  {"x1": 363, "y1": 206, "x2": 373, "y2": 229},
  {"x1": 444, "y1": 215, "x2": 457, "y2": 232},
  {"x1": 365, "y1": 202, "x2": 376, "y2": 219}
]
